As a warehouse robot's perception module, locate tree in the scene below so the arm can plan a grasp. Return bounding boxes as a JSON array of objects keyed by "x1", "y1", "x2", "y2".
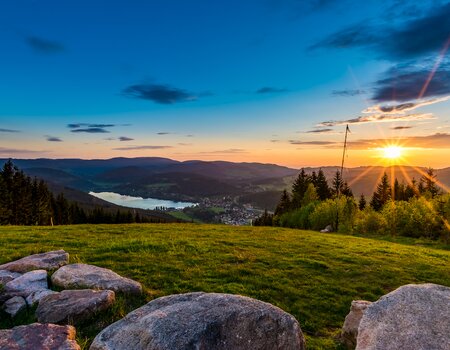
[
  {"x1": 301, "y1": 183, "x2": 318, "y2": 207},
  {"x1": 331, "y1": 171, "x2": 343, "y2": 198},
  {"x1": 291, "y1": 169, "x2": 310, "y2": 208},
  {"x1": 316, "y1": 169, "x2": 331, "y2": 200},
  {"x1": 358, "y1": 194, "x2": 367, "y2": 210},
  {"x1": 274, "y1": 190, "x2": 292, "y2": 216},
  {"x1": 370, "y1": 173, "x2": 391, "y2": 211},
  {"x1": 420, "y1": 168, "x2": 440, "y2": 198}
]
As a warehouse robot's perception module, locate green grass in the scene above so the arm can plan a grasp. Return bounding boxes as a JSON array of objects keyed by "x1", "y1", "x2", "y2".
[{"x1": 0, "y1": 224, "x2": 449, "y2": 349}]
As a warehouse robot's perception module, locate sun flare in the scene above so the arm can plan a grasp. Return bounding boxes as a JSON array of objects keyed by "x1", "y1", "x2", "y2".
[{"x1": 382, "y1": 146, "x2": 403, "y2": 159}]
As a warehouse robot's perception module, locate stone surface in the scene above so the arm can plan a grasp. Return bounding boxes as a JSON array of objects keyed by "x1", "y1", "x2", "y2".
[
  {"x1": 4, "y1": 269, "x2": 48, "y2": 298},
  {"x1": 3, "y1": 296, "x2": 27, "y2": 317},
  {"x1": 341, "y1": 300, "x2": 372, "y2": 349},
  {"x1": 26, "y1": 288, "x2": 58, "y2": 306},
  {"x1": 320, "y1": 224, "x2": 333, "y2": 233},
  {"x1": 0, "y1": 323, "x2": 81, "y2": 350},
  {"x1": 356, "y1": 283, "x2": 450, "y2": 350},
  {"x1": 0, "y1": 250, "x2": 69, "y2": 273},
  {"x1": 90, "y1": 292, "x2": 305, "y2": 350},
  {"x1": 52, "y1": 263, "x2": 142, "y2": 294},
  {"x1": 36, "y1": 289, "x2": 116, "y2": 324},
  {"x1": 0, "y1": 270, "x2": 22, "y2": 286}
]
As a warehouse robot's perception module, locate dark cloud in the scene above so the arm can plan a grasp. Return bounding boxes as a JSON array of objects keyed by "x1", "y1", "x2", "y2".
[
  {"x1": 122, "y1": 83, "x2": 199, "y2": 104},
  {"x1": 0, "y1": 147, "x2": 49, "y2": 155},
  {"x1": 289, "y1": 140, "x2": 336, "y2": 145},
  {"x1": 113, "y1": 145, "x2": 172, "y2": 151},
  {"x1": 372, "y1": 65, "x2": 450, "y2": 102},
  {"x1": 157, "y1": 132, "x2": 171, "y2": 135},
  {"x1": 312, "y1": 3, "x2": 450, "y2": 60},
  {"x1": 26, "y1": 36, "x2": 65, "y2": 54},
  {"x1": 256, "y1": 87, "x2": 288, "y2": 94},
  {"x1": 332, "y1": 89, "x2": 366, "y2": 97},
  {"x1": 270, "y1": 139, "x2": 280, "y2": 143},
  {"x1": 0, "y1": 128, "x2": 20, "y2": 133},
  {"x1": 391, "y1": 126, "x2": 413, "y2": 130},
  {"x1": 46, "y1": 136, "x2": 63, "y2": 142},
  {"x1": 317, "y1": 113, "x2": 434, "y2": 127},
  {"x1": 118, "y1": 136, "x2": 134, "y2": 141},
  {"x1": 305, "y1": 128, "x2": 334, "y2": 133},
  {"x1": 71, "y1": 128, "x2": 110, "y2": 133},
  {"x1": 199, "y1": 148, "x2": 248, "y2": 154},
  {"x1": 68, "y1": 123, "x2": 116, "y2": 129}
]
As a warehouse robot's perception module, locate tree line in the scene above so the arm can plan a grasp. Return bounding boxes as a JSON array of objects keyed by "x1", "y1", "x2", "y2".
[
  {"x1": 0, "y1": 160, "x2": 167, "y2": 225},
  {"x1": 254, "y1": 168, "x2": 450, "y2": 241}
]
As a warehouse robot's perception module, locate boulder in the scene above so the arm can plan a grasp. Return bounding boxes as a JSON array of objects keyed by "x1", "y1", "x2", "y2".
[
  {"x1": 356, "y1": 283, "x2": 450, "y2": 350},
  {"x1": 320, "y1": 225, "x2": 333, "y2": 233},
  {"x1": 340, "y1": 300, "x2": 372, "y2": 349},
  {"x1": 36, "y1": 289, "x2": 115, "y2": 324},
  {"x1": 90, "y1": 292, "x2": 305, "y2": 350},
  {"x1": 26, "y1": 289, "x2": 58, "y2": 306},
  {"x1": 0, "y1": 250, "x2": 69, "y2": 273},
  {"x1": 3, "y1": 269, "x2": 48, "y2": 298},
  {"x1": 0, "y1": 270, "x2": 22, "y2": 286},
  {"x1": 0, "y1": 323, "x2": 81, "y2": 350},
  {"x1": 3, "y1": 296, "x2": 27, "y2": 317},
  {"x1": 52, "y1": 263, "x2": 142, "y2": 294}
]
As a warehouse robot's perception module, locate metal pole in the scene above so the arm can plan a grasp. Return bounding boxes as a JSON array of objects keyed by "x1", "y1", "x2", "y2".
[{"x1": 336, "y1": 124, "x2": 349, "y2": 231}]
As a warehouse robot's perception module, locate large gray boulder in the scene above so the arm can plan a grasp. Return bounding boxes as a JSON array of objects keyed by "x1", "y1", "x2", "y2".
[
  {"x1": 356, "y1": 283, "x2": 450, "y2": 350},
  {"x1": 341, "y1": 300, "x2": 372, "y2": 349},
  {"x1": 3, "y1": 296, "x2": 27, "y2": 317},
  {"x1": 90, "y1": 292, "x2": 305, "y2": 350},
  {"x1": 36, "y1": 289, "x2": 116, "y2": 324},
  {"x1": 52, "y1": 263, "x2": 142, "y2": 294},
  {"x1": 26, "y1": 288, "x2": 58, "y2": 306},
  {"x1": 0, "y1": 270, "x2": 22, "y2": 286},
  {"x1": 3, "y1": 269, "x2": 48, "y2": 299},
  {"x1": 0, "y1": 250, "x2": 69, "y2": 273},
  {"x1": 0, "y1": 323, "x2": 81, "y2": 350}
]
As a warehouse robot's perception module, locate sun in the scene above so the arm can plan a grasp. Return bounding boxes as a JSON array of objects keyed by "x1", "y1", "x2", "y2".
[{"x1": 382, "y1": 146, "x2": 403, "y2": 159}]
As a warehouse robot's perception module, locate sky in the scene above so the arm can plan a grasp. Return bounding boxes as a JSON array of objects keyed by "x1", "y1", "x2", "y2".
[{"x1": 1, "y1": 0, "x2": 450, "y2": 168}]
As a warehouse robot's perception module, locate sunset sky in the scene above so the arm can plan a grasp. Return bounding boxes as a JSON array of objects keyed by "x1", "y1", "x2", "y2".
[{"x1": 1, "y1": 0, "x2": 449, "y2": 168}]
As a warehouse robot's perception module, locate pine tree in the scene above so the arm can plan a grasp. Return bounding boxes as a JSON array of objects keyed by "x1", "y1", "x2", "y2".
[
  {"x1": 274, "y1": 190, "x2": 291, "y2": 216},
  {"x1": 291, "y1": 169, "x2": 310, "y2": 208},
  {"x1": 316, "y1": 169, "x2": 331, "y2": 200},
  {"x1": 301, "y1": 183, "x2": 318, "y2": 206},
  {"x1": 358, "y1": 194, "x2": 366, "y2": 210},
  {"x1": 420, "y1": 168, "x2": 440, "y2": 198},
  {"x1": 370, "y1": 173, "x2": 391, "y2": 211}
]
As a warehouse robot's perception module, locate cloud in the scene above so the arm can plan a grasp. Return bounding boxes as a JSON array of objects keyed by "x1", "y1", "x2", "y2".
[
  {"x1": 157, "y1": 132, "x2": 171, "y2": 135},
  {"x1": 289, "y1": 140, "x2": 336, "y2": 145},
  {"x1": 372, "y1": 65, "x2": 450, "y2": 102},
  {"x1": 122, "y1": 83, "x2": 199, "y2": 104},
  {"x1": 305, "y1": 128, "x2": 334, "y2": 133},
  {"x1": 391, "y1": 126, "x2": 413, "y2": 130},
  {"x1": 0, "y1": 147, "x2": 49, "y2": 155},
  {"x1": 71, "y1": 128, "x2": 110, "y2": 133},
  {"x1": 317, "y1": 113, "x2": 435, "y2": 127},
  {"x1": 118, "y1": 136, "x2": 134, "y2": 141},
  {"x1": 46, "y1": 136, "x2": 63, "y2": 142},
  {"x1": 26, "y1": 36, "x2": 65, "y2": 54},
  {"x1": 0, "y1": 128, "x2": 20, "y2": 133},
  {"x1": 270, "y1": 139, "x2": 280, "y2": 143},
  {"x1": 177, "y1": 143, "x2": 192, "y2": 146},
  {"x1": 199, "y1": 148, "x2": 248, "y2": 154},
  {"x1": 332, "y1": 89, "x2": 366, "y2": 97},
  {"x1": 67, "y1": 123, "x2": 116, "y2": 129},
  {"x1": 112, "y1": 145, "x2": 172, "y2": 151},
  {"x1": 312, "y1": 2, "x2": 450, "y2": 60},
  {"x1": 256, "y1": 87, "x2": 288, "y2": 94}
]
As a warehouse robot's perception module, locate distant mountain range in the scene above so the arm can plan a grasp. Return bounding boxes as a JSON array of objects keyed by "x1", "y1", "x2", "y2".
[{"x1": 2, "y1": 157, "x2": 449, "y2": 211}]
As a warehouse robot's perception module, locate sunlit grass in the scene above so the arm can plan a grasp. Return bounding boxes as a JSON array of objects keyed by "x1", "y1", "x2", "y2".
[{"x1": 0, "y1": 224, "x2": 449, "y2": 349}]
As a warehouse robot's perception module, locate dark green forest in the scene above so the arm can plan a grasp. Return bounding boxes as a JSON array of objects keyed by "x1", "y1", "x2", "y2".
[{"x1": 0, "y1": 160, "x2": 170, "y2": 225}]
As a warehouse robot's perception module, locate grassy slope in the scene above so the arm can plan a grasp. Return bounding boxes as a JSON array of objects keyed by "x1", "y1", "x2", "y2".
[{"x1": 0, "y1": 224, "x2": 449, "y2": 349}]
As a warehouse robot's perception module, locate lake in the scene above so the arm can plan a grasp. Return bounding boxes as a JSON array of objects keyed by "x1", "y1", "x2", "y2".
[{"x1": 89, "y1": 192, "x2": 197, "y2": 210}]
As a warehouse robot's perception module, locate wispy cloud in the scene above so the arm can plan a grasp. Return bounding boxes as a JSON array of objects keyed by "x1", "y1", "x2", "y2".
[
  {"x1": 0, "y1": 147, "x2": 49, "y2": 155},
  {"x1": 332, "y1": 89, "x2": 366, "y2": 97},
  {"x1": 317, "y1": 113, "x2": 435, "y2": 127},
  {"x1": 157, "y1": 132, "x2": 171, "y2": 135},
  {"x1": 0, "y1": 128, "x2": 20, "y2": 133},
  {"x1": 289, "y1": 140, "x2": 336, "y2": 145},
  {"x1": 112, "y1": 145, "x2": 172, "y2": 151},
  {"x1": 71, "y1": 128, "x2": 110, "y2": 133},
  {"x1": 46, "y1": 136, "x2": 63, "y2": 142},
  {"x1": 391, "y1": 126, "x2": 413, "y2": 130},
  {"x1": 199, "y1": 148, "x2": 248, "y2": 154},
  {"x1": 122, "y1": 83, "x2": 201, "y2": 104},
  {"x1": 304, "y1": 128, "x2": 335, "y2": 133},
  {"x1": 363, "y1": 96, "x2": 450, "y2": 114},
  {"x1": 26, "y1": 36, "x2": 65, "y2": 54},
  {"x1": 118, "y1": 136, "x2": 134, "y2": 141},
  {"x1": 256, "y1": 87, "x2": 288, "y2": 94}
]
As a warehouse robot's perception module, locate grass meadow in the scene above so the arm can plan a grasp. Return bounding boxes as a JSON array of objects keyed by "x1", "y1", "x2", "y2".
[{"x1": 0, "y1": 224, "x2": 449, "y2": 349}]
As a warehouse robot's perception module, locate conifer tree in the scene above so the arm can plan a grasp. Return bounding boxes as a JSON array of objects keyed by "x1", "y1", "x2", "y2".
[
  {"x1": 316, "y1": 169, "x2": 331, "y2": 200},
  {"x1": 291, "y1": 169, "x2": 310, "y2": 208},
  {"x1": 420, "y1": 168, "x2": 440, "y2": 198},
  {"x1": 358, "y1": 194, "x2": 366, "y2": 210},
  {"x1": 370, "y1": 172, "x2": 391, "y2": 211},
  {"x1": 274, "y1": 190, "x2": 292, "y2": 216}
]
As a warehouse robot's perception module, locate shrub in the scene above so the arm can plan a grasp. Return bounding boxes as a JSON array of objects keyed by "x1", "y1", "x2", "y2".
[{"x1": 354, "y1": 208, "x2": 387, "y2": 234}]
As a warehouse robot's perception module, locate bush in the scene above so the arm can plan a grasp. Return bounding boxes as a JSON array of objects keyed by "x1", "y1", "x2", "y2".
[
  {"x1": 277, "y1": 202, "x2": 317, "y2": 229},
  {"x1": 309, "y1": 196, "x2": 357, "y2": 232},
  {"x1": 354, "y1": 208, "x2": 387, "y2": 234}
]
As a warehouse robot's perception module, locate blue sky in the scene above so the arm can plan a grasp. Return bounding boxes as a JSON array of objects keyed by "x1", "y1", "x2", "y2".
[{"x1": 1, "y1": 0, "x2": 449, "y2": 167}]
